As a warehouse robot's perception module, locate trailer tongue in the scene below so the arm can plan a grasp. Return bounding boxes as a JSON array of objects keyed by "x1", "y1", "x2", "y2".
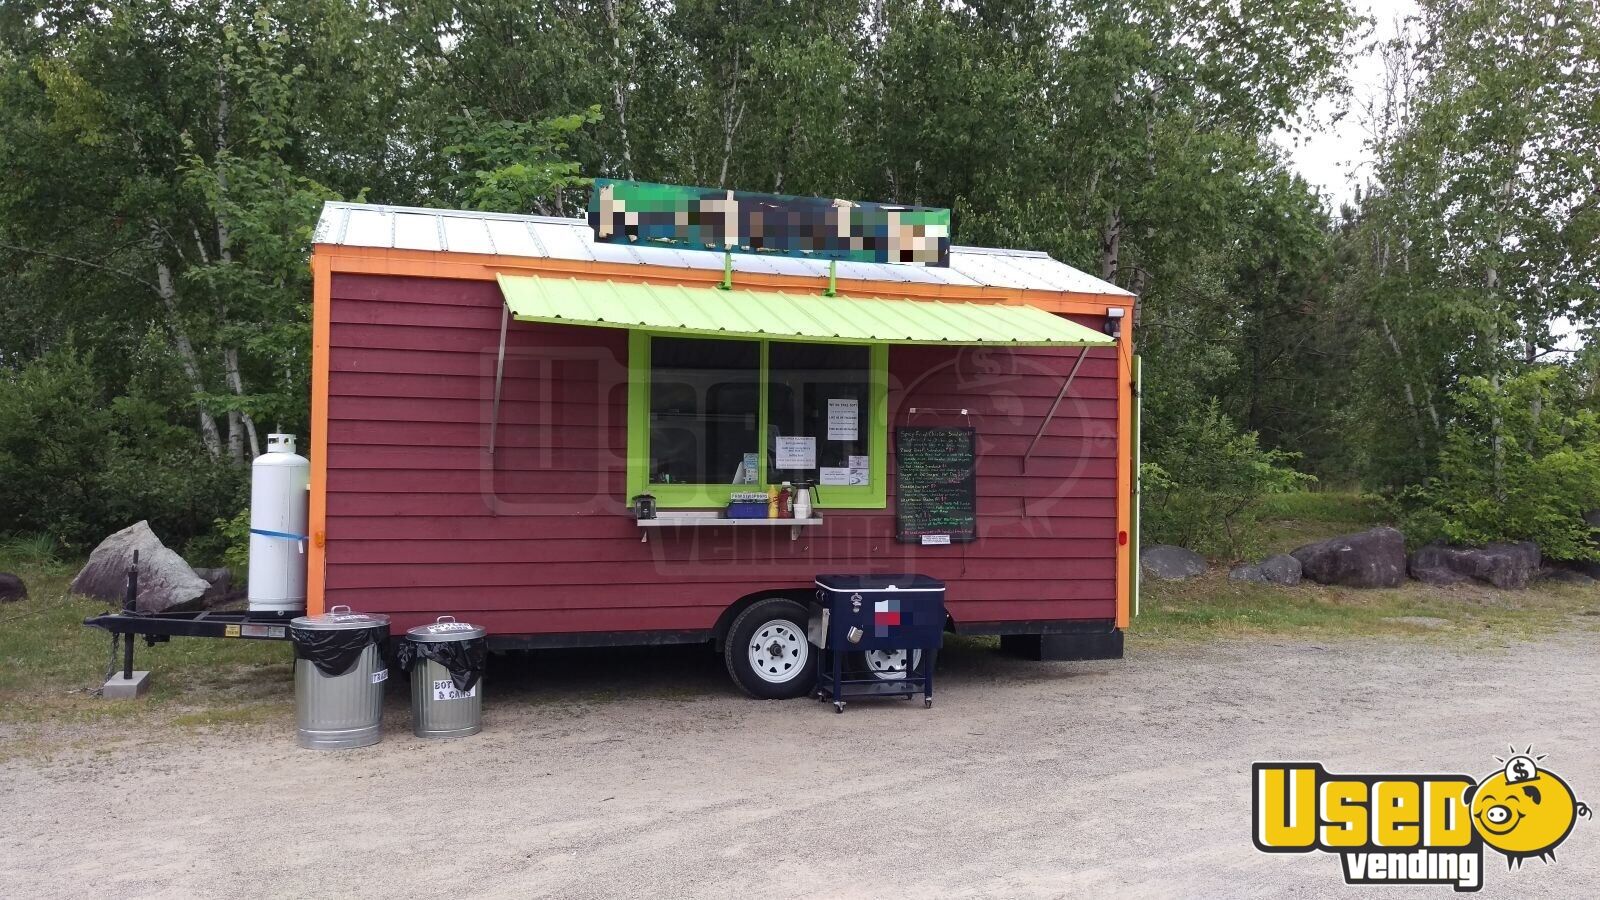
[{"x1": 83, "y1": 550, "x2": 296, "y2": 695}]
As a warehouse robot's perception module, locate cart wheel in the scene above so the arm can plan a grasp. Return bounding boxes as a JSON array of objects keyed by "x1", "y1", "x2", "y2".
[
  {"x1": 924, "y1": 699, "x2": 933, "y2": 709},
  {"x1": 852, "y1": 649, "x2": 923, "y2": 681},
  {"x1": 834, "y1": 701, "x2": 845, "y2": 713}
]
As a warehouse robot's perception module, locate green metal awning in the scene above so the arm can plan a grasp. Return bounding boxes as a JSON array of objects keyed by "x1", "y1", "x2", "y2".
[{"x1": 495, "y1": 274, "x2": 1114, "y2": 347}]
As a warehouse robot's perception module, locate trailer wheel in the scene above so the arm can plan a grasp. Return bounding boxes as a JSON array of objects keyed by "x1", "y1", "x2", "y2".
[
  {"x1": 724, "y1": 598, "x2": 816, "y2": 699},
  {"x1": 851, "y1": 649, "x2": 923, "y2": 681}
]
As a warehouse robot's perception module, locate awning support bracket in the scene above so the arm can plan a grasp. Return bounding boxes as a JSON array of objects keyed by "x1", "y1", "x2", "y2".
[
  {"x1": 1023, "y1": 345, "x2": 1091, "y2": 473},
  {"x1": 489, "y1": 302, "x2": 510, "y2": 455}
]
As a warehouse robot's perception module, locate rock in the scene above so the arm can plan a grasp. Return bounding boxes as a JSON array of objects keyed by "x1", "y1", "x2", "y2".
[
  {"x1": 1258, "y1": 554, "x2": 1303, "y2": 586},
  {"x1": 1573, "y1": 511, "x2": 1600, "y2": 578},
  {"x1": 192, "y1": 566, "x2": 234, "y2": 606},
  {"x1": 70, "y1": 521, "x2": 210, "y2": 613},
  {"x1": 1229, "y1": 564, "x2": 1267, "y2": 583},
  {"x1": 1141, "y1": 545, "x2": 1207, "y2": 580},
  {"x1": 1228, "y1": 554, "x2": 1302, "y2": 586},
  {"x1": 1408, "y1": 541, "x2": 1541, "y2": 589},
  {"x1": 1290, "y1": 527, "x2": 1407, "y2": 588},
  {"x1": 1542, "y1": 567, "x2": 1597, "y2": 586},
  {"x1": 0, "y1": 573, "x2": 27, "y2": 603}
]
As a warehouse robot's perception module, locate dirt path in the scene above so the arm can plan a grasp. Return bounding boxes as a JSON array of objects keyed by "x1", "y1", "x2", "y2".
[{"x1": 3, "y1": 634, "x2": 1597, "y2": 898}]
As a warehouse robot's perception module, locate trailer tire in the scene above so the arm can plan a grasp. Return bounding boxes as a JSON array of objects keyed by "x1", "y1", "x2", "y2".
[{"x1": 724, "y1": 598, "x2": 816, "y2": 699}]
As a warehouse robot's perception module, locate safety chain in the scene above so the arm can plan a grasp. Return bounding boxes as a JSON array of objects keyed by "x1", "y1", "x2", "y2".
[{"x1": 105, "y1": 631, "x2": 120, "y2": 683}]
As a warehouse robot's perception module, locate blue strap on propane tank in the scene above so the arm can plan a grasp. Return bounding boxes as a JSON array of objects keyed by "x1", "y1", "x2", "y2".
[{"x1": 250, "y1": 528, "x2": 308, "y2": 542}]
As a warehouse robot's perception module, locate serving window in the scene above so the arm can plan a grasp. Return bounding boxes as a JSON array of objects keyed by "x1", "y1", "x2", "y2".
[{"x1": 627, "y1": 333, "x2": 887, "y2": 509}]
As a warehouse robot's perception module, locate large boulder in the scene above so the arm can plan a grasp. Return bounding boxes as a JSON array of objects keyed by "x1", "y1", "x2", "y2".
[
  {"x1": 1573, "y1": 510, "x2": 1600, "y2": 579},
  {"x1": 1259, "y1": 554, "x2": 1303, "y2": 586},
  {"x1": 1227, "y1": 553, "x2": 1302, "y2": 586},
  {"x1": 1542, "y1": 566, "x2": 1597, "y2": 586},
  {"x1": 1408, "y1": 541, "x2": 1541, "y2": 589},
  {"x1": 1291, "y1": 527, "x2": 1407, "y2": 588},
  {"x1": 192, "y1": 566, "x2": 236, "y2": 607},
  {"x1": 70, "y1": 521, "x2": 210, "y2": 613},
  {"x1": 1141, "y1": 545, "x2": 1207, "y2": 580},
  {"x1": 0, "y1": 573, "x2": 26, "y2": 603},
  {"x1": 1229, "y1": 564, "x2": 1267, "y2": 583}
]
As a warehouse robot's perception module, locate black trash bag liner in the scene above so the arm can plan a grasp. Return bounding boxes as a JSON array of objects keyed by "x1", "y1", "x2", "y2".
[
  {"x1": 290, "y1": 624, "x2": 389, "y2": 678},
  {"x1": 395, "y1": 637, "x2": 487, "y2": 693}
]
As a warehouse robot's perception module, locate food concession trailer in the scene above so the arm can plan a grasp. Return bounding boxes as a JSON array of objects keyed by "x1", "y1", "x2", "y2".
[{"x1": 306, "y1": 186, "x2": 1138, "y2": 698}]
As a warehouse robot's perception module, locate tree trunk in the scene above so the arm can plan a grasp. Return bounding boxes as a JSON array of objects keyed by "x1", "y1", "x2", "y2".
[
  {"x1": 154, "y1": 255, "x2": 222, "y2": 457},
  {"x1": 1098, "y1": 204, "x2": 1121, "y2": 282},
  {"x1": 718, "y1": 51, "x2": 744, "y2": 188},
  {"x1": 603, "y1": 0, "x2": 635, "y2": 180},
  {"x1": 213, "y1": 82, "x2": 260, "y2": 462}
]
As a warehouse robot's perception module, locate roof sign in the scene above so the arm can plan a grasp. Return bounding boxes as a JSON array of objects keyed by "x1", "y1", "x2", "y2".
[{"x1": 588, "y1": 180, "x2": 951, "y2": 267}]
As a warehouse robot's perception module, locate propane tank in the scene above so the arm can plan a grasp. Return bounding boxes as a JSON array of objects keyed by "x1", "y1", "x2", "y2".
[{"x1": 248, "y1": 433, "x2": 309, "y2": 617}]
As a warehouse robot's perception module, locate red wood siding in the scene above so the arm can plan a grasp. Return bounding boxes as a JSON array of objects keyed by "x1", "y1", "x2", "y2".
[{"x1": 324, "y1": 273, "x2": 1120, "y2": 635}]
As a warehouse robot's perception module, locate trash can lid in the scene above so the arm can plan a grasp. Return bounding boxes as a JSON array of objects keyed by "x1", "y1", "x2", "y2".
[
  {"x1": 815, "y1": 573, "x2": 945, "y2": 592},
  {"x1": 290, "y1": 605, "x2": 391, "y2": 631},
  {"x1": 406, "y1": 615, "x2": 487, "y2": 643}
]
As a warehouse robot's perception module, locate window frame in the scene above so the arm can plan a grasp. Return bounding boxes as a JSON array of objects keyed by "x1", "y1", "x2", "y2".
[{"x1": 626, "y1": 330, "x2": 888, "y2": 510}]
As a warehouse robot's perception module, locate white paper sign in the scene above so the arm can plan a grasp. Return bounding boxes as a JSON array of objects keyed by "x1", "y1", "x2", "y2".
[
  {"x1": 827, "y1": 399, "x2": 859, "y2": 441},
  {"x1": 775, "y1": 436, "x2": 816, "y2": 469},
  {"x1": 432, "y1": 678, "x2": 478, "y2": 701},
  {"x1": 920, "y1": 534, "x2": 952, "y2": 545},
  {"x1": 848, "y1": 455, "x2": 868, "y2": 469},
  {"x1": 732, "y1": 452, "x2": 759, "y2": 484},
  {"x1": 819, "y1": 466, "x2": 869, "y2": 486}
]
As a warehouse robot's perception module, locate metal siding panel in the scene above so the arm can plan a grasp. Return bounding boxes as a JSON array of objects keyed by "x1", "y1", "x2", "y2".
[
  {"x1": 498, "y1": 275, "x2": 1112, "y2": 347},
  {"x1": 531, "y1": 221, "x2": 595, "y2": 260},
  {"x1": 441, "y1": 216, "x2": 495, "y2": 255},
  {"x1": 479, "y1": 219, "x2": 540, "y2": 256},
  {"x1": 343, "y1": 208, "x2": 397, "y2": 249},
  {"x1": 587, "y1": 240, "x2": 644, "y2": 264},
  {"x1": 392, "y1": 212, "x2": 443, "y2": 251}
]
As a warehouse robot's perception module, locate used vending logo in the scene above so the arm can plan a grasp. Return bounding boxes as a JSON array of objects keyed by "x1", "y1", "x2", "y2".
[{"x1": 1253, "y1": 748, "x2": 1590, "y2": 891}]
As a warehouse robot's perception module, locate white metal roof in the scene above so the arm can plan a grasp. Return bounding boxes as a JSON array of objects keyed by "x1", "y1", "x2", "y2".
[{"x1": 314, "y1": 201, "x2": 1134, "y2": 298}]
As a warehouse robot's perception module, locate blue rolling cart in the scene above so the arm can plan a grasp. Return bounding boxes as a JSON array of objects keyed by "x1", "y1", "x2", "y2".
[{"x1": 809, "y1": 574, "x2": 945, "y2": 713}]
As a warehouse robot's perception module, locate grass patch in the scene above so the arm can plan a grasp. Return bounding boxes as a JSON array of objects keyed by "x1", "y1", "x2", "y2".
[
  {"x1": 0, "y1": 546, "x2": 292, "y2": 736},
  {"x1": 1134, "y1": 571, "x2": 1600, "y2": 645},
  {"x1": 1251, "y1": 491, "x2": 1391, "y2": 557}
]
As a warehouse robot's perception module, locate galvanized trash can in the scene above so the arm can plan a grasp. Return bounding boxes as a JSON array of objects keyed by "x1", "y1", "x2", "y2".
[
  {"x1": 289, "y1": 605, "x2": 390, "y2": 750},
  {"x1": 397, "y1": 616, "x2": 486, "y2": 739}
]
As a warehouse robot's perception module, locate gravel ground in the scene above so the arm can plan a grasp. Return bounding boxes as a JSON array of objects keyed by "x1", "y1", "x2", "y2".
[{"x1": 2, "y1": 633, "x2": 1597, "y2": 899}]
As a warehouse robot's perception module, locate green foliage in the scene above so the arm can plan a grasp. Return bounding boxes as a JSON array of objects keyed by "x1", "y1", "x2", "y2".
[
  {"x1": 0, "y1": 347, "x2": 243, "y2": 551},
  {"x1": 1403, "y1": 368, "x2": 1600, "y2": 560},
  {"x1": 6, "y1": 0, "x2": 1590, "y2": 567},
  {"x1": 1142, "y1": 401, "x2": 1316, "y2": 558},
  {"x1": 443, "y1": 107, "x2": 601, "y2": 215}
]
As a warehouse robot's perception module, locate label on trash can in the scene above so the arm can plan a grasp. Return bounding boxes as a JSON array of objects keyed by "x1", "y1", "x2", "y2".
[
  {"x1": 432, "y1": 678, "x2": 477, "y2": 701},
  {"x1": 371, "y1": 668, "x2": 388, "y2": 684}
]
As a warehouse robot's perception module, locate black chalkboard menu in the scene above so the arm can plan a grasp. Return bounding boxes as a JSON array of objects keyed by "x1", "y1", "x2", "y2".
[{"x1": 895, "y1": 426, "x2": 977, "y2": 543}]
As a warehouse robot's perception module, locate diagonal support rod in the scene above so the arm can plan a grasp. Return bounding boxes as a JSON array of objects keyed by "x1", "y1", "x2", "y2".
[
  {"x1": 489, "y1": 303, "x2": 510, "y2": 455},
  {"x1": 1023, "y1": 344, "x2": 1091, "y2": 473}
]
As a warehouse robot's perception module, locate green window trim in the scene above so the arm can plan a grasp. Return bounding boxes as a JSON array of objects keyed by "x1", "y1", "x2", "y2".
[{"x1": 626, "y1": 330, "x2": 888, "y2": 510}]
